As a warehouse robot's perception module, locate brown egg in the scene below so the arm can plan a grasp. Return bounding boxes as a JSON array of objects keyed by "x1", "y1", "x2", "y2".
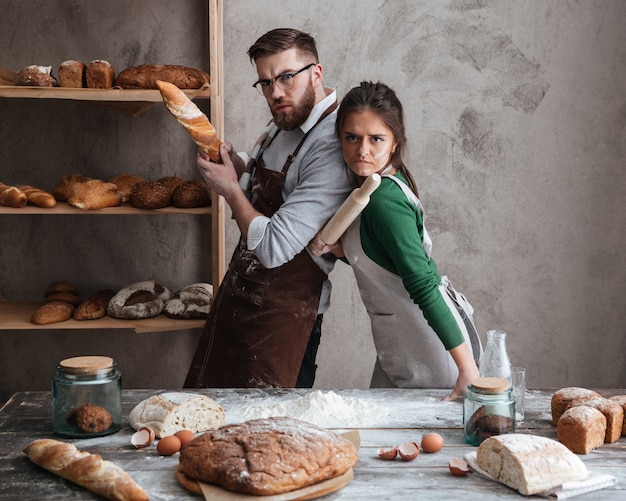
[
  {"x1": 420, "y1": 432, "x2": 444, "y2": 453},
  {"x1": 156, "y1": 435, "x2": 182, "y2": 456},
  {"x1": 174, "y1": 429, "x2": 195, "y2": 447}
]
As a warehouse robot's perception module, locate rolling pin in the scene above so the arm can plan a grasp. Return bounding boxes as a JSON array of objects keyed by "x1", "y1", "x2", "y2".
[{"x1": 319, "y1": 173, "x2": 381, "y2": 244}]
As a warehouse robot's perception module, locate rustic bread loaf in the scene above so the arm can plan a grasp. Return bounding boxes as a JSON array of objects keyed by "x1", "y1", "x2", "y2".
[
  {"x1": 45, "y1": 280, "x2": 79, "y2": 297},
  {"x1": 68, "y1": 179, "x2": 121, "y2": 210},
  {"x1": 53, "y1": 174, "x2": 91, "y2": 202},
  {"x1": 115, "y1": 64, "x2": 210, "y2": 89},
  {"x1": 15, "y1": 65, "x2": 57, "y2": 87},
  {"x1": 15, "y1": 184, "x2": 56, "y2": 208},
  {"x1": 24, "y1": 439, "x2": 149, "y2": 501},
  {"x1": 565, "y1": 396, "x2": 623, "y2": 443},
  {"x1": 550, "y1": 387, "x2": 602, "y2": 425},
  {"x1": 557, "y1": 406, "x2": 606, "y2": 454},
  {"x1": 0, "y1": 182, "x2": 27, "y2": 208},
  {"x1": 164, "y1": 283, "x2": 213, "y2": 319},
  {"x1": 128, "y1": 392, "x2": 225, "y2": 438},
  {"x1": 157, "y1": 176, "x2": 185, "y2": 196},
  {"x1": 74, "y1": 289, "x2": 115, "y2": 320},
  {"x1": 476, "y1": 434, "x2": 588, "y2": 495},
  {"x1": 178, "y1": 417, "x2": 359, "y2": 496},
  {"x1": 107, "y1": 281, "x2": 171, "y2": 319},
  {"x1": 45, "y1": 292, "x2": 81, "y2": 306},
  {"x1": 172, "y1": 180, "x2": 211, "y2": 208},
  {"x1": 58, "y1": 60, "x2": 86, "y2": 88},
  {"x1": 608, "y1": 395, "x2": 626, "y2": 436},
  {"x1": 31, "y1": 300, "x2": 75, "y2": 325},
  {"x1": 109, "y1": 174, "x2": 146, "y2": 203},
  {"x1": 86, "y1": 60, "x2": 115, "y2": 89},
  {"x1": 129, "y1": 181, "x2": 171, "y2": 210}
]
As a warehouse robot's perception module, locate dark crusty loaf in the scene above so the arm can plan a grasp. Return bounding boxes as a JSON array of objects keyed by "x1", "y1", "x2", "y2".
[
  {"x1": 129, "y1": 181, "x2": 171, "y2": 210},
  {"x1": 550, "y1": 387, "x2": 602, "y2": 425},
  {"x1": 172, "y1": 180, "x2": 211, "y2": 208},
  {"x1": 115, "y1": 64, "x2": 209, "y2": 89},
  {"x1": 565, "y1": 396, "x2": 624, "y2": 443},
  {"x1": 164, "y1": 283, "x2": 213, "y2": 319},
  {"x1": 15, "y1": 65, "x2": 57, "y2": 87},
  {"x1": 557, "y1": 406, "x2": 606, "y2": 454},
  {"x1": 178, "y1": 417, "x2": 358, "y2": 496},
  {"x1": 157, "y1": 176, "x2": 185, "y2": 196}
]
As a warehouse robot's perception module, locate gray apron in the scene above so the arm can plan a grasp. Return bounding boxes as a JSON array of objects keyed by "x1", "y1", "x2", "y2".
[{"x1": 342, "y1": 175, "x2": 482, "y2": 388}]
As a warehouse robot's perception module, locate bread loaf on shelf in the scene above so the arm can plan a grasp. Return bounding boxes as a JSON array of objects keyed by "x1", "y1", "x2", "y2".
[
  {"x1": 129, "y1": 181, "x2": 171, "y2": 210},
  {"x1": 68, "y1": 179, "x2": 121, "y2": 210},
  {"x1": 476, "y1": 434, "x2": 588, "y2": 495},
  {"x1": 565, "y1": 396, "x2": 624, "y2": 443},
  {"x1": 31, "y1": 300, "x2": 75, "y2": 325},
  {"x1": 45, "y1": 281, "x2": 79, "y2": 297},
  {"x1": 16, "y1": 184, "x2": 56, "y2": 208},
  {"x1": 24, "y1": 439, "x2": 149, "y2": 501},
  {"x1": 109, "y1": 174, "x2": 146, "y2": 203},
  {"x1": 53, "y1": 174, "x2": 91, "y2": 202},
  {"x1": 557, "y1": 406, "x2": 606, "y2": 454},
  {"x1": 0, "y1": 182, "x2": 27, "y2": 208},
  {"x1": 107, "y1": 280, "x2": 171, "y2": 319},
  {"x1": 15, "y1": 65, "x2": 57, "y2": 87},
  {"x1": 116, "y1": 64, "x2": 210, "y2": 89},
  {"x1": 172, "y1": 180, "x2": 211, "y2": 208},
  {"x1": 74, "y1": 289, "x2": 116, "y2": 321},
  {"x1": 157, "y1": 175, "x2": 185, "y2": 196},
  {"x1": 45, "y1": 292, "x2": 81, "y2": 306},
  {"x1": 608, "y1": 395, "x2": 626, "y2": 436},
  {"x1": 164, "y1": 283, "x2": 213, "y2": 319},
  {"x1": 58, "y1": 60, "x2": 86, "y2": 88},
  {"x1": 86, "y1": 60, "x2": 115, "y2": 89},
  {"x1": 550, "y1": 387, "x2": 601, "y2": 425}
]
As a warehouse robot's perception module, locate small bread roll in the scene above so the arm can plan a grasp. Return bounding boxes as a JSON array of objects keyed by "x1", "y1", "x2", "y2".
[
  {"x1": 172, "y1": 180, "x2": 211, "y2": 208},
  {"x1": 31, "y1": 300, "x2": 75, "y2": 325},
  {"x1": 129, "y1": 181, "x2": 171, "y2": 210}
]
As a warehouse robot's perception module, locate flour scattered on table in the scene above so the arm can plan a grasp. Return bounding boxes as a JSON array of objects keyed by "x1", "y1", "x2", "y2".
[{"x1": 238, "y1": 390, "x2": 389, "y2": 428}]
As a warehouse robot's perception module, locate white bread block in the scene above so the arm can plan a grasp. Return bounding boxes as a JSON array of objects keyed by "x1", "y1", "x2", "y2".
[
  {"x1": 129, "y1": 392, "x2": 225, "y2": 438},
  {"x1": 476, "y1": 434, "x2": 588, "y2": 495}
]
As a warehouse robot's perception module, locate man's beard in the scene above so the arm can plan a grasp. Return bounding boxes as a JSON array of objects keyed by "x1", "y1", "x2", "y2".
[{"x1": 270, "y1": 83, "x2": 316, "y2": 130}]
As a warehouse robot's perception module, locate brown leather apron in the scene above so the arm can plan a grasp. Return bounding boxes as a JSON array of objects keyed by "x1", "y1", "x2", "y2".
[{"x1": 184, "y1": 103, "x2": 336, "y2": 388}]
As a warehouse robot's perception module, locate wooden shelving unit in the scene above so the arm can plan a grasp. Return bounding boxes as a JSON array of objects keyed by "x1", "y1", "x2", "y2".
[{"x1": 0, "y1": 0, "x2": 225, "y2": 333}]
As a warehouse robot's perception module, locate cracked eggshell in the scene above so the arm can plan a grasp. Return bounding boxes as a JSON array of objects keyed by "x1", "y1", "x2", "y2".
[
  {"x1": 398, "y1": 442, "x2": 420, "y2": 461},
  {"x1": 130, "y1": 426, "x2": 155, "y2": 448},
  {"x1": 449, "y1": 457, "x2": 469, "y2": 476},
  {"x1": 377, "y1": 446, "x2": 398, "y2": 460}
]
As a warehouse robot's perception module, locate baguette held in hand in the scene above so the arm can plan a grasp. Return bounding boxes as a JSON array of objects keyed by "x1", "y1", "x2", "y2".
[
  {"x1": 24, "y1": 439, "x2": 149, "y2": 501},
  {"x1": 156, "y1": 80, "x2": 222, "y2": 163}
]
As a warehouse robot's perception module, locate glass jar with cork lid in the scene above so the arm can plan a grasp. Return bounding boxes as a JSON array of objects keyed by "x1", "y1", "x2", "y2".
[
  {"x1": 52, "y1": 356, "x2": 122, "y2": 437},
  {"x1": 463, "y1": 376, "x2": 516, "y2": 446}
]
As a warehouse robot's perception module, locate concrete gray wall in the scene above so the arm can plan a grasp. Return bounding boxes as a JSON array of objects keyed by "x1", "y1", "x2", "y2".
[
  {"x1": 222, "y1": 0, "x2": 626, "y2": 390},
  {"x1": 1, "y1": 0, "x2": 625, "y2": 403}
]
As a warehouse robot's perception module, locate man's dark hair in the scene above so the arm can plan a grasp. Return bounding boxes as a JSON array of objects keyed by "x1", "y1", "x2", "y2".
[{"x1": 248, "y1": 28, "x2": 319, "y2": 63}]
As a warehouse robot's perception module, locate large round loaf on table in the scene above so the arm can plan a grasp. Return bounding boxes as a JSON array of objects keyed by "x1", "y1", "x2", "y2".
[
  {"x1": 178, "y1": 416, "x2": 359, "y2": 496},
  {"x1": 476, "y1": 434, "x2": 588, "y2": 496},
  {"x1": 129, "y1": 392, "x2": 225, "y2": 438}
]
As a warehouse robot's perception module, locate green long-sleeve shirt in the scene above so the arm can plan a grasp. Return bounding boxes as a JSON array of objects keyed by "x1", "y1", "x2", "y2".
[{"x1": 354, "y1": 172, "x2": 465, "y2": 350}]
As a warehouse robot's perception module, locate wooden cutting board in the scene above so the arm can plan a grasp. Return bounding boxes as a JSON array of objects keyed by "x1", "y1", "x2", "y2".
[{"x1": 192, "y1": 431, "x2": 360, "y2": 500}]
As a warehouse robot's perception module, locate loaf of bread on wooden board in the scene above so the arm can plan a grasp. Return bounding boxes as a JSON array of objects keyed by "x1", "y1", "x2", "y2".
[
  {"x1": 608, "y1": 395, "x2": 626, "y2": 435},
  {"x1": 68, "y1": 179, "x2": 121, "y2": 210},
  {"x1": 156, "y1": 80, "x2": 222, "y2": 162},
  {"x1": 23, "y1": 439, "x2": 149, "y2": 501},
  {"x1": 107, "y1": 280, "x2": 171, "y2": 319},
  {"x1": 565, "y1": 396, "x2": 623, "y2": 443},
  {"x1": 476, "y1": 434, "x2": 588, "y2": 496},
  {"x1": 86, "y1": 60, "x2": 115, "y2": 89},
  {"x1": 116, "y1": 64, "x2": 210, "y2": 89},
  {"x1": 164, "y1": 283, "x2": 213, "y2": 319},
  {"x1": 557, "y1": 406, "x2": 606, "y2": 454},
  {"x1": 15, "y1": 65, "x2": 57, "y2": 87},
  {"x1": 31, "y1": 300, "x2": 75, "y2": 325},
  {"x1": 16, "y1": 184, "x2": 57, "y2": 208},
  {"x1": 178, "y1": 416, "x2": 359, "y2": 496},
  {"x1": 58, "y1": 60, "x2": 86, "y2": 88},
  {"x1": 74, "y1": 289, "x2": 115, "y2": 320},
  {"x1": 128, "y1": 392, "x2": 225, "y2": 438}
]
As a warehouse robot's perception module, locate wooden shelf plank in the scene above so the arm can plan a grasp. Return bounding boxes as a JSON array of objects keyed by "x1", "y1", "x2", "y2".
[
  {"x1": 0, "y1": 301, "x2": 205, "y2": 333},
  {"x1": 0, "y1": 201, "x2": 211, "y2": 215}
]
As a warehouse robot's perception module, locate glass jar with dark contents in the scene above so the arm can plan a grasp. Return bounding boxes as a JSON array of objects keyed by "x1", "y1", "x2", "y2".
[
  {"x1": 463, "y1": 377, "x2": 515, "y2": 446},
  {"x1": 52, "y1": 356, "x2": 122, "y2": 437}
]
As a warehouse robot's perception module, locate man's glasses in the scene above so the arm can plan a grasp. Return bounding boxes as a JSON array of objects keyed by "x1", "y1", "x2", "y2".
[{"x1": 252, "y1": 63, "x2": 315, "y2": 96}]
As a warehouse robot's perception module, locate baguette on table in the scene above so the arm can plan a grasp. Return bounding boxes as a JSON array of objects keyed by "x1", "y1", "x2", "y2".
[
  {"x1": 156, "y1": 79, "x2": 222, "y2": 163},
  {"x1": 23, "y1": 438, "x2": 149, "y2": 501}
]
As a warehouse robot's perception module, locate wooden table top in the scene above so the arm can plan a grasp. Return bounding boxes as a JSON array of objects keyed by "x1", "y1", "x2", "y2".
[{"x1": 0, "y1": 388, "x2": 624, "y2": 500}]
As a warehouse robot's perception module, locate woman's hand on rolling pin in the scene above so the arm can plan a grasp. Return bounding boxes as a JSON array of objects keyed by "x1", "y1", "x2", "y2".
[
  {"x1": 197, "y1": 143, "x2": 240, "y2": 200},
  {"x1": 308, "y1": 232, "x2": 344, "y2": 258}
]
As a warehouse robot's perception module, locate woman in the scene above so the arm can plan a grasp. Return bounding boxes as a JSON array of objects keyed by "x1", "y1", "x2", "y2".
[{"x1": 309, "y1": 81, "x2": 482, "y2": 400}]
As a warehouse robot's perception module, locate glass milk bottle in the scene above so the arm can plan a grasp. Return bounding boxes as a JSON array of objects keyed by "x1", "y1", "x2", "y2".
[{"x1": 479, "y1": 330, "x2": 512, "y2": 382}]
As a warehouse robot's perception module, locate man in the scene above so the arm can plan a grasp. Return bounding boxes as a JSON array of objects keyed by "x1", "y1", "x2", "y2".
[{"x1": 184, "y1": 28, "x2": 355, "y2": 388}]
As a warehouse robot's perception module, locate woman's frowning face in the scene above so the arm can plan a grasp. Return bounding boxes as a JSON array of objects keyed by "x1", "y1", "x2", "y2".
[{"x1": 340, "y1": 109, "x2": 398, "y2": 179}]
